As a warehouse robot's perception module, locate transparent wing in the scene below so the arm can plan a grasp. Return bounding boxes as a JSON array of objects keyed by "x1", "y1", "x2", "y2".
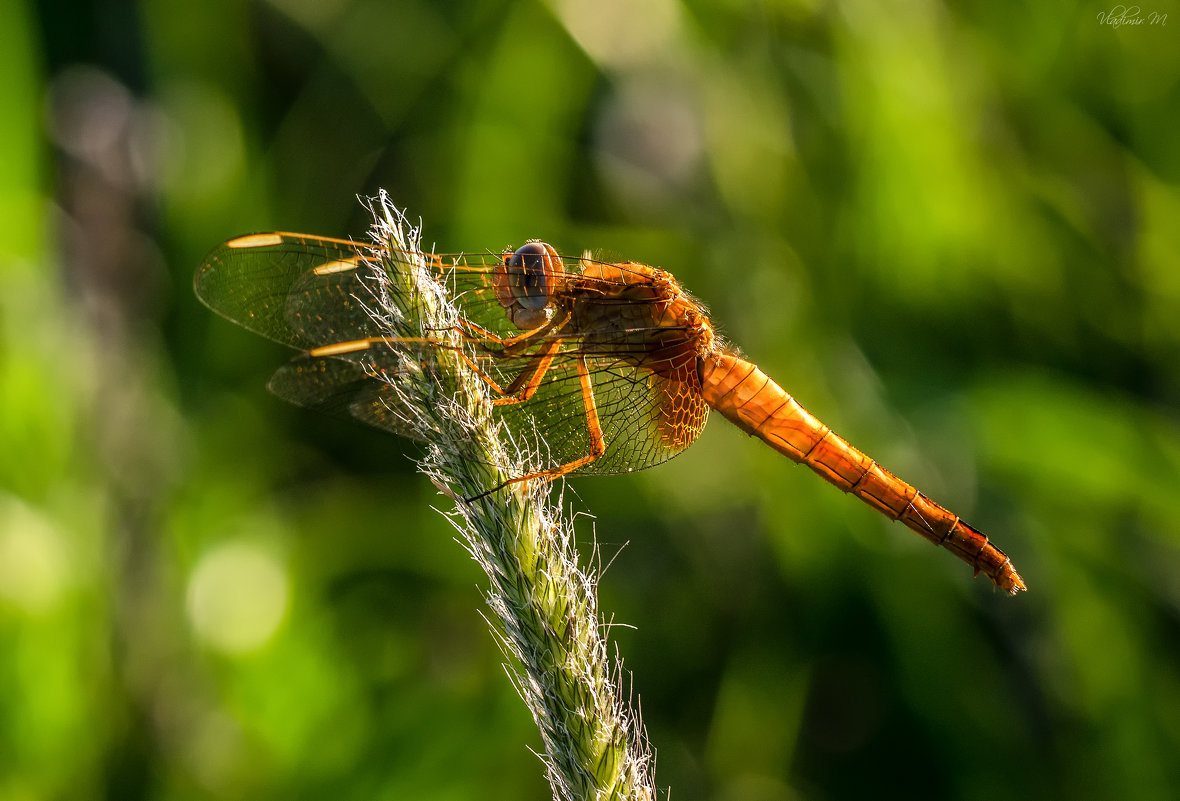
[
  {"x1": 262, "y1": 345, "x2": 709, "y2": 475},
  {"x1": 266, "y1": 349, "x2": 429, "y2": 444},
  {"x1": 195, "y1": 232, "x2": 391, "y2": 349},
  {"x1": 195, "y1": 232, "x2": 512, "y2": 350},
  {"x1": 480, "y1": 350, "x2": 706, "y2": 474}
]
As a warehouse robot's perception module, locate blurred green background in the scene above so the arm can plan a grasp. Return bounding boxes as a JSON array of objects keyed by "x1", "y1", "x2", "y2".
[{"x1": 3, "y1": 0, "x2": 1179, "y2": 798}]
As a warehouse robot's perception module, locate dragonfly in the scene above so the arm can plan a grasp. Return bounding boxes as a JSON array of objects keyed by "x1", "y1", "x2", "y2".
[{"x1": 195, "y1": 232, "x2": 1026, "y2": 594}]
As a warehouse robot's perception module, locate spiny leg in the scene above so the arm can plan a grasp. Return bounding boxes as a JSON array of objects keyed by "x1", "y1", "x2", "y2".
[
  {"x1": 423, "y1": 307, "x2": 572, "y2": 401},
  {"x1": 441, "y1": 309, "x2": 571, "y2": 352},
  {"x1": 490, "y1": 338, "x2": 562, "y2": 405},
  {"x1": 468, "y1": 354, "x2": 607, "y2": 501}
]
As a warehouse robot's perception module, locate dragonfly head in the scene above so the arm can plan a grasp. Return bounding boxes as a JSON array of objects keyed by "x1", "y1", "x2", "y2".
[{"x1": 497, "y1": 241, "x2": 564, "y2": 329}]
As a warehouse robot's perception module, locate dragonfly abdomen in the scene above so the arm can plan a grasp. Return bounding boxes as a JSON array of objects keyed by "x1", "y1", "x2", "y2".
[{"x1": 699, "y1": 352, "x2": 1025, "y2": 594}]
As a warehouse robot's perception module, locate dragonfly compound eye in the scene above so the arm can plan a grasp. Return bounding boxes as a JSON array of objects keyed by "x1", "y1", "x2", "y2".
[{"x1": 506, "y1": 241, "x2": 562, "y2": 311}]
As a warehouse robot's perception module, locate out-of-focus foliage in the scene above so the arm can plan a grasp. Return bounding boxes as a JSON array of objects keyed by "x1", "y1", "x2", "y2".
[{"x1": 2, "y1": 0, "x2": 1178, "y2": 799}]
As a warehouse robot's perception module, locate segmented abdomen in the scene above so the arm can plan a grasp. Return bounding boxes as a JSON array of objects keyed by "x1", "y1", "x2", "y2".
[{"x1": 698, "y1": 352, "x2": 1025, "y2": 594}]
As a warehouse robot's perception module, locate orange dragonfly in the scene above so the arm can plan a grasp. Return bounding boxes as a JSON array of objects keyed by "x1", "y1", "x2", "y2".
[{"x1": 195, "y1": 233, "x2": 1025, "y2": 594}]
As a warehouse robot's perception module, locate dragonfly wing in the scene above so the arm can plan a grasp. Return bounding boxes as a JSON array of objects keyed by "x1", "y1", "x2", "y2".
[
  {"x1": 586, "y1": 358, "x2": 710, "y2": 474},
  {"x1": 196, "y1": 233, "x2": 385, "y2": 350},
  {"x1": 492, "y1": 353, "x2": 710, "y2": 476},
  {"x1": 267, "y1": 348, "x2": 428, "y2": 443},
  {"x1": 197, "y1": 233, "x2": 517, "y2": 351}
]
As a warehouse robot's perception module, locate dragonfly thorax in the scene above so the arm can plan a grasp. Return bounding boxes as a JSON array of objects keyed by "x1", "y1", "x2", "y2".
[{"x1": 571, "y1": 259, "x2": 718, "y2": 382}]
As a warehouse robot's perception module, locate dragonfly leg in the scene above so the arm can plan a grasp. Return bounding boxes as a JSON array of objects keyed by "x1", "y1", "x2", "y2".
[
  {"x1": 444, "y1": 310, "x2": 571, "y2": 353},
  {"x1": 527, "y1": 354, "x2": 606, "y2": 477},
  {"x1": 443, "y1": 337, "x2": 562, "y2": 403},
  {"x1": 467, "y1": 354, "x2": 606, "y2": 501},
  {"x1": 438, "y1": 311, "x2": 572, "y2": 402},
  {"x1": 489, "y1": 338, "x2": 562, "y2": 405}
]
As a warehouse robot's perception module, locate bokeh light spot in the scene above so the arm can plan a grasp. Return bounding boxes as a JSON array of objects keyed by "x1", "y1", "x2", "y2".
[
  {"x1": 186, "y1": 541, "x2": 289, "y2": 654},
  {"x1": 0, "y1": 494, "x2": 69, "y2": 613}
]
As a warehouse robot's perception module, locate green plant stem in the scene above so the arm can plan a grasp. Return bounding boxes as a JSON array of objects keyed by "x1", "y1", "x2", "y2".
[{"x1": 365, "y1": 193, "x2": 656, "y2": 801}]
